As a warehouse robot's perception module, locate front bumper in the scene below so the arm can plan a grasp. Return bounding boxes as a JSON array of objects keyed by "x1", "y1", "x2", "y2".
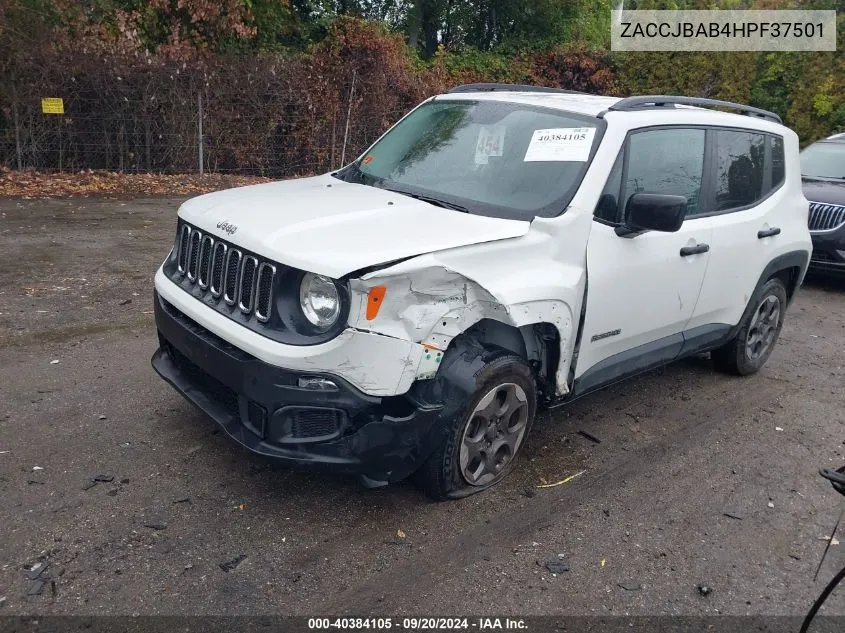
[
  {"x1": 810, "y1": 225, "x2": 845, "y2": 274},
  {"x1": 151, "y1": 292, "x2": 443, "y2": 483}
]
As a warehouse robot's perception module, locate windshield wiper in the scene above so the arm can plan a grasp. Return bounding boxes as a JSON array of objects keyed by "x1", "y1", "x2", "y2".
[{"x1": 384, "y1": 187, "x2": 469, "y2": 213}]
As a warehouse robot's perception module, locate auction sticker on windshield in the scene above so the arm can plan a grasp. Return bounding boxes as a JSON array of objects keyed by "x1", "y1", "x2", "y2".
[
  {"x1": 523, "y1": 127, "x2": 596, "y2": 162},
  {"x1": 474, "y1": 125, "x2": 506, "y2": 165}
]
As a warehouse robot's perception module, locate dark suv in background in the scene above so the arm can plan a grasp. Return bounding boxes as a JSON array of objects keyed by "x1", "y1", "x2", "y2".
[{"x1": 802, "y1": 133, "x2": 845, "y2": 275}]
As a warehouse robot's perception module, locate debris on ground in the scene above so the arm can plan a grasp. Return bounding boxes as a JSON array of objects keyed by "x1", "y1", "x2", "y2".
[
  {"x1": 767, "y1": 502, "x2": 775, "y2": 509},
  {"x1": 173, "y1": 497, "x2": 191, "y2": 504},
  {"x1": 775, "y1": 427, "x2": 784, "y2": 432},
  {"x1": 819, "y1": 536, "x2": 840, "y2": 545},
  {"x1": 0, "y1": 596, "x2": 6, "y2": 607},
  {"x1": 25, "y1": 563, "x2": 48, "y2": 580},
  {"x1": 49, "y1": 360, "x2": 59, "y2": 365},
  {"x1": 397, "y1": 529, "x2": 406, "y2": 539},
  {"x1": 26, "y1": 580, "x2": 45, "y2": 596},
  {"x1": 31, "y1": 466, "x2": 43, "y2": 472},
  {"x1": 92, "y1": 473, "x2": 114, "y2": 482},
  {"x1": 723, "y1": 512, "x2": 744, "y2": 521},
  {"x1": 119, "y1": 299, "x2": 132, "y2": 305},
  {"x1": 218, "y1": 555, "x2": 247, "y2": 572},
  {"x1": 0, "y1": 170, "x2": 273, "y2": 199},
  {"x1": 143, "y1": 522, "x2": 167, "y2": 531},
  {"x1": 98, "y1": 415, "x2": 108, "y2": 420},
  {"x1": 618, "y1": 581, "x2": 642, "y2": 591},
  {"x1": 698, "y1": 584, "x2": 713, "y2": 596},
  {"x1": 544, "y1": 560, "x2": 570, "y2": 574},
  {"x1": 81, "y1": 481, "x2": 98, "y2": 491},
  {"x1": 537, "y1": 470, "x2": 586, "y2": 489},
  {"x1": 577, "y1": 430, "x2": 602, "y2": 444}
]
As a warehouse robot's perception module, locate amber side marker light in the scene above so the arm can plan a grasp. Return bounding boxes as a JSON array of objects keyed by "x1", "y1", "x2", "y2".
[{"x1": 366, "y1": 286, "x2": 387, "y2": 320}]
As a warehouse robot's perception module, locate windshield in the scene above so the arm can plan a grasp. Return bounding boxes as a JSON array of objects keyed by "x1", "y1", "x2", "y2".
[
  {"x1": 334, "y1": 99, "x2": 603, "y2": 220},
  {"x1": 801, "y1": 142, "x2": 845, "y2": 180}
]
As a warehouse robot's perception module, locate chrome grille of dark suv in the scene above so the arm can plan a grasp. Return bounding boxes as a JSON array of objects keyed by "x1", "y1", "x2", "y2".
[
  {"x1": 172, "y1": 222, "x2": 276, "y2": 323},
  {"x1": 808, "y1": 202, "x2": 845, "y2": 232}
]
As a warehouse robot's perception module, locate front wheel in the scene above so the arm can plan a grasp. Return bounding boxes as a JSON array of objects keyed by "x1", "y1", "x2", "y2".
[
  {"x1": 414, "y1": 352, "x2": 537, "y2": 500},
  {"x1": 712, "y1": 277, "x2": 787, "y2": 376}
]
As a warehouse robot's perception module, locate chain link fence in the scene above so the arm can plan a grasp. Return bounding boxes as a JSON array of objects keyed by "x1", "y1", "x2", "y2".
[{"x1": 1, "y1": 54, "x2": 416, "y2": 177}]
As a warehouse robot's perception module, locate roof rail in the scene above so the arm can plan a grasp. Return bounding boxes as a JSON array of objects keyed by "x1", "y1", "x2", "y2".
[
  {"x1": 447, "y1": 83, "x2": 588, "y2": 96},
  {"x1": 607, "y1": 95, "x2": 782, "y2": 124}
]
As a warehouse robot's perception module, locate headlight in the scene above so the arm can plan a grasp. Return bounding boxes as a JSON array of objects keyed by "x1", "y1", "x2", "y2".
[{"x1": 299, "y1": 273, "x2": 341, "y2": 329}]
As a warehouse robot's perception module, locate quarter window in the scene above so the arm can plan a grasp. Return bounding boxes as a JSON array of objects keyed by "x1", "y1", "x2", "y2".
[
  {"x1": 772, "y1": 136, "x2": 785, "y2": 188},
  {"x1": 711, "y1": 130, "x2": 766, "y2": 212}
]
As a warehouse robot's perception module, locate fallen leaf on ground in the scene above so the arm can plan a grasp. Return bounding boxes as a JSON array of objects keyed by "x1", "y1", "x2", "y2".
[{"x1": 536, "y1": 470, "x2": 586, "y2": 489}]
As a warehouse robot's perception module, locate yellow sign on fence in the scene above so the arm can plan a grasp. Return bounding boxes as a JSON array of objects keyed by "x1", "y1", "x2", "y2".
[{"x1": 41, "y1": 98, "x2": 64, "y2": 114}]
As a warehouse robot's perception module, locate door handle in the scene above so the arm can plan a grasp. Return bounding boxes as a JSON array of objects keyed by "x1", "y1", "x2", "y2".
[
  {"x1": 757, "y1": 227, "x2": 781, "y2": 239},
  {"x1": 679, "y1": 243, "x2": 710, "y2": 257}
]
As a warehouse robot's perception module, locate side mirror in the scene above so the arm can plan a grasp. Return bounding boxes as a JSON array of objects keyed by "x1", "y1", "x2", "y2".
[{"x1": 621, "y1": 193, "x2": 687, "y2": 234}]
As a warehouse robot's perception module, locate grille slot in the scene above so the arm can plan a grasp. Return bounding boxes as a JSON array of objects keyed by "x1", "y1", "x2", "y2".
[
  {"x1": 172, "y1": 221, "x2": 279, "y2": 323},
  {"x1": 239, "y1": 256, "x2": 258, "y2": 313},
  {"x1": 197, "y1": 235, "x2": 214, "y2": 289},
  {"x1": 809, "y1": 202, "x2": 845, "y2": 232},
  {"x1": 255, "y1": 263, "x2": 275, "y2": 322},
  {"x1": 187, "y1": 229, "x2": 202, "y2": 281},
  {"x1": 177, "y1": 224, "x2": 191, "y2": 274},
  {"x1": 209, "y1": 242, "x2": 227, "y2": 298},
  {"x1": 223, "y1": 249, "x2": 242, "y2": 306}
]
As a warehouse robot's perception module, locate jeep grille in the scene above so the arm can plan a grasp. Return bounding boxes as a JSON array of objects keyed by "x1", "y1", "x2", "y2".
[
  {"x1": 172, "y1": 222, "x2": 276, "y2": 323},
  {"x1": 808, "y1": 202, "x2": 845, "y2": 232}
]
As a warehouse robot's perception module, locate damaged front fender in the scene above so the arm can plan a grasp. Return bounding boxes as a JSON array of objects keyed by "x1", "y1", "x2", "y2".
[{"x1": 348, "y1": 253, "x2": 579, "y2": 396}]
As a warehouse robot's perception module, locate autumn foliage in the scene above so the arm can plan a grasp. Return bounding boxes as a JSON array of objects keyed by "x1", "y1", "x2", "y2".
[{"x1": 0, "y1": 2, "x2": 842, "y2": 178}]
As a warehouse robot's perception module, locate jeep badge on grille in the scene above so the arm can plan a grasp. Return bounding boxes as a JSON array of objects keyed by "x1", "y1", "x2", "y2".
[{"x1": 216, "y1": 221, "x2": 238, "y2": 236}]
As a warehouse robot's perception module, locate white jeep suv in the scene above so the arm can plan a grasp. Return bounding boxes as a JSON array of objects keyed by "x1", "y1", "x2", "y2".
[{"x1": 152, "y1": 84, "x2": 811, "y2": 499}]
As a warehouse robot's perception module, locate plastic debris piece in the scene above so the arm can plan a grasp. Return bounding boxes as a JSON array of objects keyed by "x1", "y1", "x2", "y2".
[
  {"x1": 767, "y1": 502, "x2": 775, "y2": 508},
  {"x1": 143, "y1": 522, "x2": 167, "y2": 531},
  {"x1": 31, "y1": 466, "x2": 43, "y2": 472},
  {"x1": 698, "y1": 584, "x2": 713, "y2": 596},
  {"x1": 218, "y1": 555, "x2": 247, "y2": 572},
  {"x1": 92, "y1": 473, "x2": 114, "y2": 482},
  {"x1": 775, "y1": 427, "x2": 784, "y2": 432},
  {"x1": 49, "y1": 360, "x2": 59, "y2": 365},
  {"x1": 618, "y1": 581, "x2": 641, "y2": 591},
  {"x1": 601, "y1": 559, "x2": 607, "y2": 567},
  {"x1": 27, "y1": 580, "x2": 46, "y2": 596},
  {"x1": 577, "y1": 430, "x2": 601, "y2": 444},
  {"x1": 536, "y1": 470, "x2": 586, "y2": 489},
  {"x1": 545, "y1": 561, "x2": 569, "y2": 574},
  {"x1": 397, "y1": 529, "x2": 406, "y2": 539}
]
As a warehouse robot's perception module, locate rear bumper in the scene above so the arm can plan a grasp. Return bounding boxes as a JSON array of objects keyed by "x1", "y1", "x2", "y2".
[
  {"x1": 151, "y1": 292, "x2": 443, "y2": 483},
  {"x1": 810, "y1": 225, "x2": 845, "y2": 274}
]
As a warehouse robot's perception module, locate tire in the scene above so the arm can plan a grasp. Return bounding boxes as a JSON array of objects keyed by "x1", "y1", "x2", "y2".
[
  {"x1": 712, "y1": 277, "x2": 788, "y2": 376},
  {"x1": 413, "y1": 350, "x2": 537, "y2": 501}
]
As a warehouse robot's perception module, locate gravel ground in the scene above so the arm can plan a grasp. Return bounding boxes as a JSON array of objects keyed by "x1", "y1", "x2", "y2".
[{"x1": 0, "y1": 196, "x2": 844, "y2": 618}]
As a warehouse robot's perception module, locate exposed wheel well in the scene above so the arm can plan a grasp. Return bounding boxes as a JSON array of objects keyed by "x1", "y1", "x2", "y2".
[
  {"x1": 457, "y1": 319, "x2": 561, "y2": 403},
  {"x1": 768, "y1": 265, "x2": 801, "y2": 301}
]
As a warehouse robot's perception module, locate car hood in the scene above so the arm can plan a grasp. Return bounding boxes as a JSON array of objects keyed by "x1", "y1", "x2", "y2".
[
  {"x1": 178, "y1": 174, "x2": 530, "y2": 278},
  {"x1": 802, "y1": 178, "x2": 845, "y2": 206}
]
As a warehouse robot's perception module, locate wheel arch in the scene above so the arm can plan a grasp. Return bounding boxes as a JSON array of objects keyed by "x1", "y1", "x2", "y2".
[{"x1": 759, "y1": 250, "x2": 810, "y2": 305}]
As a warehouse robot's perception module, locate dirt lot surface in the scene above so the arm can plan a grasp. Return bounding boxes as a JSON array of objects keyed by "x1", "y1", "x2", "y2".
[{"x1": 0, "y1": 196, "x2": 844, "y2": 618}]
